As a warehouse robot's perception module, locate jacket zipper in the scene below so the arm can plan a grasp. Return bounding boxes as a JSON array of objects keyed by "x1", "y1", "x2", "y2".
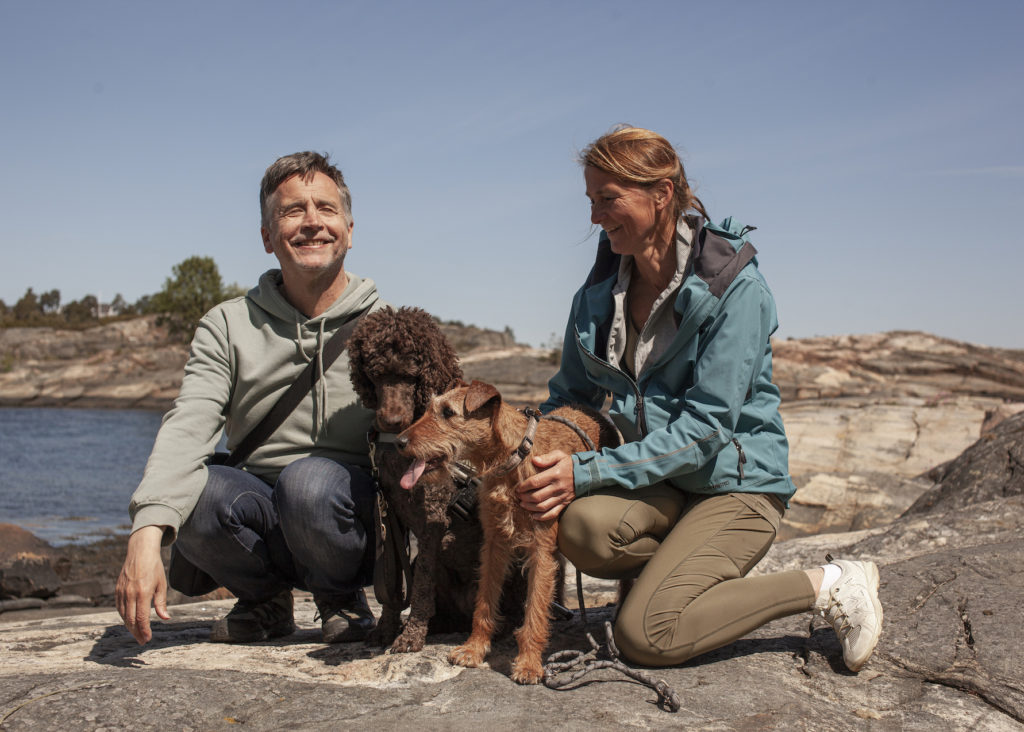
[
  {"x1": 577, "y1": 334, "x2": 649, "y2": 437},
  {"x1": 732, "y1": 438, "x2": 746, "y2": 480}
]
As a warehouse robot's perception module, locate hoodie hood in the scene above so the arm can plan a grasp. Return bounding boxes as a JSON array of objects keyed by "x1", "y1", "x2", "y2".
[
  {"x1": 246, "y1": 269, "x2": 382, "y2": 438},
  {"x1": 248, "y1": 269, "x2": 380, "y2": 326}
]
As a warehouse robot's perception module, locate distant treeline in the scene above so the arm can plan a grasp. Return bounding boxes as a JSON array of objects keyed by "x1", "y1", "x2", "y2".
[{"x1": 0, "y1": 256, "x2": 245, "y2": 338}]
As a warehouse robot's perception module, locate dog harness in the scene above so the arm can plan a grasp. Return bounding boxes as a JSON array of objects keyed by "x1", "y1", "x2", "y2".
[
  {"x1": 367, "y1": 429, "x2": 480, "y2": 521},
  {"x1": 496, "y1": 407, "x2": 599, "y2": 475}
]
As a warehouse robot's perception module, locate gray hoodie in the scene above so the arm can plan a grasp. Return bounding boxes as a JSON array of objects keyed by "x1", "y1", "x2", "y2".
[{"x1": 130, "y1": 269, "x2": 384, "y2": 539}]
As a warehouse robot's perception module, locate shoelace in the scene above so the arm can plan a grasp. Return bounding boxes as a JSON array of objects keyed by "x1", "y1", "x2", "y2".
[{"x1": 822, "y1": 591, "x2": 868, "y2": 643}]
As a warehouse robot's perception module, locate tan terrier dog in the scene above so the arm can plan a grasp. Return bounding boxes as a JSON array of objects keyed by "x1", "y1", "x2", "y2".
[{"x1": 396, "y1": 380, "x2": 619, "y2": 684}]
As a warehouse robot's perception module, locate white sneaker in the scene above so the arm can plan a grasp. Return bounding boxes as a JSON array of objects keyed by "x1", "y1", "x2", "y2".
[{"x1": 814, "y1": 559, "x2": 883, "y2": 671}]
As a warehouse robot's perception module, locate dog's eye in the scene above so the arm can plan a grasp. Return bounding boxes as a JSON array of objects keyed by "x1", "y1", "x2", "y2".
[{"x1": 441, "y1": 405, "x2": 455, "y2": 419}]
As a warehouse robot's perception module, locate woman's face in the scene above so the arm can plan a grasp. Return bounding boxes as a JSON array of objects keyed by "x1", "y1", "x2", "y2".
[{"x1": 585, "y1": 166, "x2": 667, "y2": 257}]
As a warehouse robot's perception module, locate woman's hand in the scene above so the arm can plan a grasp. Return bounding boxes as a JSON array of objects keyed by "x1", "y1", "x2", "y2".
[{"x1": 516, "y1": 450, "x2": 576, "y2": 521}]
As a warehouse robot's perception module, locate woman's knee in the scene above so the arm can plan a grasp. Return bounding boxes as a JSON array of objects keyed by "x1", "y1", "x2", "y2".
[
  {"x1": 613, "y1": 613, "x2": 692, "y2": 667},
  {"x1": 558, "y1": 500, "x2": 617, "y2": 574},
  {"x1": 559, "y1": 487, "x2": 683, "y2": 579}
]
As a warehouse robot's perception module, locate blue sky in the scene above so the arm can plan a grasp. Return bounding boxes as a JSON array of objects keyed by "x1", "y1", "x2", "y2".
[{"x1": 1, "y1": 0, "x2": 1021, "y2": 349}]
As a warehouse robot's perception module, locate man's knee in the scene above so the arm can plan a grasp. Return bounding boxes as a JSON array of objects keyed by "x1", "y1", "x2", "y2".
[
  {"x1": 179, "y1": 466, "x2": 271, "y2": 546},
  {"x1": 275, "y1": 458, "x2": 374, "y2": 529},
  {"x1": 277, "y1": 457, "x2": 349, "y2": 510}
]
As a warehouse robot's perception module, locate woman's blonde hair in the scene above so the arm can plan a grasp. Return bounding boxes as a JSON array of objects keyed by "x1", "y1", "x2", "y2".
[{"x1": 579, "y1": 125, "x2": 708, "y2": 221}]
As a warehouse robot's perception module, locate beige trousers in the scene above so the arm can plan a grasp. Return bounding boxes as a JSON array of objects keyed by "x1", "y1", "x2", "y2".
[{"x1": 558, "y1": 485, "x2": 816, "y2": 666}]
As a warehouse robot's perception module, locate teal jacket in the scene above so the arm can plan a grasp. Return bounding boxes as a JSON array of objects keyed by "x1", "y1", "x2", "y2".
[{"x1": 542, "y1": 217, "x2": 796, "y2": 503}]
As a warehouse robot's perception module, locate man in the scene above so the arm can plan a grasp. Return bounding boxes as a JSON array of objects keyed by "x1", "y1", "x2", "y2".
[{"x1": 116, "y1": 152, "x2": 385, "y2": 646}]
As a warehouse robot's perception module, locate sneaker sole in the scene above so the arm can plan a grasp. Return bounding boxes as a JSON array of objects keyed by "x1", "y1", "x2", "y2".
[{"x1": 846, "y1": 561, "x2": 883, "y2": 672}]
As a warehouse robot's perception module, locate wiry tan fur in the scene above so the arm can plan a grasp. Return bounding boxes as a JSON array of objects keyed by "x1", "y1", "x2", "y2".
[{"x1": 397, "y1": 380, "x2": 619, "y2": 684}]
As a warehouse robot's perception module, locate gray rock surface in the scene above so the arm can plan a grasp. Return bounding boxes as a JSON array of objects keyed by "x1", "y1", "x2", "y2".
[
  {"x1": 3, "y1": 470, "x2": 1024, "y2": 728},
  {"x1": 905, "y1": 409, "x2": 1024, "y2": 515}
]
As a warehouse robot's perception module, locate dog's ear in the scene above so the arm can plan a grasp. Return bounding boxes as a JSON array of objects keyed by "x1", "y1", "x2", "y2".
[{"x1": 464, "y1": 380, "x2": 501, "y2": 414}]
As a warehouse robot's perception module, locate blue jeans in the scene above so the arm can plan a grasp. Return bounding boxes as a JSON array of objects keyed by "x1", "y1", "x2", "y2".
[{"x1": 174, "y1": 457, "x2": 376, "y2": 605}]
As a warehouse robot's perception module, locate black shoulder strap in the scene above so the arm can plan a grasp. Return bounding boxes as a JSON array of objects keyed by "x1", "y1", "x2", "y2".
[{"x1": 220, "y1": 308, "x2": 368, "y2": 468}]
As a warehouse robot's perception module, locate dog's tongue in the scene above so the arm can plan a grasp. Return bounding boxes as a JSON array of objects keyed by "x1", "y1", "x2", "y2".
[{"x1": 400, "y1": 458, "x2": 427, "y2": 490}]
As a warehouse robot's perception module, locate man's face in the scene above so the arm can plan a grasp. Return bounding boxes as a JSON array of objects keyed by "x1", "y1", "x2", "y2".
[{"x1": 261, "y1": 172, "x2": 352, "y2": 281}]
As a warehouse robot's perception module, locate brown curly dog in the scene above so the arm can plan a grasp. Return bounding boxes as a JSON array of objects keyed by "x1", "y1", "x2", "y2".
[
  {"x1": 397, "y1": 380, "x2": 619, "y2": 683},
  {"x1": 348, "y1": 307, "x2": 525, "y2": 652}
]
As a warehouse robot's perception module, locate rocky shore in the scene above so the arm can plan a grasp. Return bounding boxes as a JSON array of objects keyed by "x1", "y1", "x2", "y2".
[
  {"x1": 1, "y1": 410, "x2": 1021, "y2": 729},
  {"x1": 2, "y1": 320, "x2": 1024, "y2": 728}
]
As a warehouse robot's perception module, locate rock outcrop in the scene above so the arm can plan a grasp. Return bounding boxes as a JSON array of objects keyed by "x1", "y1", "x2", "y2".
[{"x1": 0, "y1": 317, "x2": 185, "y2": 409}]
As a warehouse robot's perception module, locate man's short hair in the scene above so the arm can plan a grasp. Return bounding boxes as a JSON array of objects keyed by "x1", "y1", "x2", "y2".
[{"x1": 259, "y1": 151, "x2": 352, "y2": 227}]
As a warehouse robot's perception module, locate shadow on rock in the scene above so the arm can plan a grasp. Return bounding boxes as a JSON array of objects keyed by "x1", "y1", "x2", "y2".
[{"x1": 85, "y1": 620, "x2": 215, "y2": 667}]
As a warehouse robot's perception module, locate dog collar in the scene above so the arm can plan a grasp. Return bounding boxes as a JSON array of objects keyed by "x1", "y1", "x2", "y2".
[
  {"x1": 495, "y1": 407, "x2": 541, "y2": 474},
  {"x1": 367, "y1": 429, "x2": 402, "y2": 481}
]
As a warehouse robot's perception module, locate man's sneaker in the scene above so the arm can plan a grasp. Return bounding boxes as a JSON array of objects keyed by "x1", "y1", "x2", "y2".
[
  {"x1": 316, "y1": 589, "x2": 375, "y2": 643},
  {"x1": 814, "y1": 559, "x2": 883, "y2": 671},
  {"x1": 209, "y1": 589, "x2": 295, "y2": 643}
]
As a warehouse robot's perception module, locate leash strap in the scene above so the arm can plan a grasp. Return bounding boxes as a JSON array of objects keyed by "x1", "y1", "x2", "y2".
[
  {"x1": 373, "y1": 489, "x2": 413, "y2": 611},
  {"x1": 219, "y1": 308, "x2": 368, "y2": 468},
  {"x1": 542, "y1": 414, "x2": 597, "y2": 451}
]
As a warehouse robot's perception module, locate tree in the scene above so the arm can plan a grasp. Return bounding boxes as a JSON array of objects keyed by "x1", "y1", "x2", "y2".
[
  {"x1": 134, "y1": 294, "x2": 154, "y2": 314},
  {"x1": 63, "y1": 295, "x2": 99, "y2": 324},
  {"x1": 109, "y1": 293, "x2": 131, "y2": 315},
  {"x1": 39, "y1": 289, "x2": 61, "y2": 314},
  {"x1": 150, "y1": 256, "x2": 226, "y2": 337},
  {"x1": 12, "y1": 288, "x2": 41, "y2": 321},
  {"x1": 222, "y1": 282, "x2": 248, "y2": 300}
]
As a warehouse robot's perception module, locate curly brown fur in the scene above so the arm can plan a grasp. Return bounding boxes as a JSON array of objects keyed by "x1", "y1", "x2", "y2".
[
  {"x1": 348, "y1": 307, "x2": 525, "y2": 653},
  {"x1": 348, "y1": 306, "x2": 462, "y2": 432},
  {"x1": 397, "y1": 380, "x2": 620, "y2": 684}
]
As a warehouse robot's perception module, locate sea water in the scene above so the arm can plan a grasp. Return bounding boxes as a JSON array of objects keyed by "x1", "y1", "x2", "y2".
[{"x1": 0, "y1": 407, "x2": 164, "y2": 545}]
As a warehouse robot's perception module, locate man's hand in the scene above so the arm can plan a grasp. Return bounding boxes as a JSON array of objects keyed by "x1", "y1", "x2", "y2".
[
  {"x1": 516, "y1": 450, "x2": 576, "y2": 521},
  {"x1": 116, "y1": 525, "x2": 171, "y2": 645}
]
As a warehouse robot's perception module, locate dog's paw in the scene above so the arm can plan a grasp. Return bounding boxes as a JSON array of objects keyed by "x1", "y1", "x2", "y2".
[
  {"x1": 510, "y1": 657, "x2": 545, "y2": 685},
  {"x1": 448, "y1": 642, "x2": 487, "y2": 668},
  {"x1": 390, "y1": 629, "x2": 427, "y2": 654}
]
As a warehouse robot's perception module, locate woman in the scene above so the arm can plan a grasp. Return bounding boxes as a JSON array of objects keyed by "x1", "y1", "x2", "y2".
[{"x1": 517, "y1": 126, "x2": 882, "y2": 671}]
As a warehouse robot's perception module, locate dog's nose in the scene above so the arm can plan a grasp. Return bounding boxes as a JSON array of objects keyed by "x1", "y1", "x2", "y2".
[{"x1": 396, "y1": 434, "x2": 409, "y2": 450}]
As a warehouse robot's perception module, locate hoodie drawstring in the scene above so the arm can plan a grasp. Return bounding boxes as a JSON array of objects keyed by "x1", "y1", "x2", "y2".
[
  {"x1": 294, "y1": 319, "x2": 329, "y2": 440},
  {"x1": 314, "y1": 319, "x2": 327, "y2": 438}
]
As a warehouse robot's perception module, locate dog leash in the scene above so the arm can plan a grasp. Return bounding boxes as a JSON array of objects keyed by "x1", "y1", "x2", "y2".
[
  {"x1": 543, "y1": 621, "x2": 681, "y2": 713},
  {"x1": 367, "y1": 430, "x2": 414, "y2": 611}
]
